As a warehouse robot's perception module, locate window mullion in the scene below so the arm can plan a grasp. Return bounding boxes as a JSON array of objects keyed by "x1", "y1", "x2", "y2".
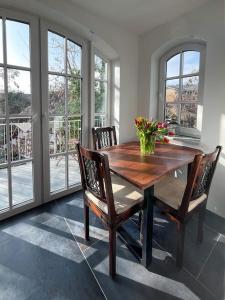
[
  {"x1": 2, "y1": 17, "x2": 12, "y2": 209},
  {"x1": 177, "y1": 52, "x2": 183, "y2": 126},
  {"x1": 64, "y1": 37, "x2": 69, "y2": 190}
]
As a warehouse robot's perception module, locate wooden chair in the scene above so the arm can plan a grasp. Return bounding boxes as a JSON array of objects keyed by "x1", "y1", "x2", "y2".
[
  {"x1": 154, "y1": 146, "x2": 221, "y2": 268},
  {"x1": 92, "y1": 126, "x2": 117, "y2": 150},
  {"x1": 76, "y1": 143, "x2": 144, "y2": 278}
]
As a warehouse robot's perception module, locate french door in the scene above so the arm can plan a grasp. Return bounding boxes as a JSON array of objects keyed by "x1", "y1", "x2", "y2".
[
  {"x1": 41, "y1": 22, "x2": 88, "y2": 202},
  {"x1": 0, "y1": 9, "x2": 42, "y2": 219},
  {"x1": 0, "y1": 11, "x2": 88, "y2": 219}
]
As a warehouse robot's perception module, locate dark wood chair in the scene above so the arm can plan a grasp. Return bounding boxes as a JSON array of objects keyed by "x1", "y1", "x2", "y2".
[
  {"x1": 76, "y1": 142, "x2": 144, "y2": 278},
  {"x1": 92, "y1": 126, "x2": 117, "y2": 150},
  {"x1": 154, "y1": 146, "x2": 221, "y2": 268}
]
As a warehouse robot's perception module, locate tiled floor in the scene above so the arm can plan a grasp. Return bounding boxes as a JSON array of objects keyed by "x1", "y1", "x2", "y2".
[{"x1": 0, "y1": 191, "x2": 224, "y2": 300}]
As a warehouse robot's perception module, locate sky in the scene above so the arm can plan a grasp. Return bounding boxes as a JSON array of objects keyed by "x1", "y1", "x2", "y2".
[
  {"x1": 0, "y1": 19, "x2": 82, "y2": 94},
  {"x1": 166, "y1": 51, "x2": 200, "y2": 78}
]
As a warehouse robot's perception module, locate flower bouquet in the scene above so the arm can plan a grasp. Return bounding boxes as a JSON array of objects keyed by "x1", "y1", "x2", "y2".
[{"x1": 135, "y1": 117, "x2": 174, "y2": 155}]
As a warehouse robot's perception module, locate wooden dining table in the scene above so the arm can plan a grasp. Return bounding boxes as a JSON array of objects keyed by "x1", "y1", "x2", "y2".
[{"x1": 101, "y1": 141, "x2": 202, "y2": 268}]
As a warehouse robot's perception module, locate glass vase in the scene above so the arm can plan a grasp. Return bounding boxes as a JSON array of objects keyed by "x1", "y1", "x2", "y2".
[{"x1": 139, "y1": 134, "x2": 156, "y2": 155}]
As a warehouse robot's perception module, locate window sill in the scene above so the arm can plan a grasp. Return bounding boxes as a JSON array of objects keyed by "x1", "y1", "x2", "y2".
[
  {"x1": 172, "y1": 135, "x2": 200, "y2": 144},
  {"x1": 168, "y1": 136, "x2": 209, "y2": 152}
]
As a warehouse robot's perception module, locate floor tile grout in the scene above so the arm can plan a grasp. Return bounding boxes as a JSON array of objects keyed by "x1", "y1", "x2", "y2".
[
  {"x1": 204, "y1": 221, "x2": 225, "y2": 239},
  {"x1": 55, "y1": 198, "x2": 109, "y2": 252},
  {"x1": 0, "y1": 196, "x2": 221, "y2": 299},
  {"x1": 153, "y1": 239, "x2": 217, "y2": 299},
  {"x1": 82, "y1": 233, "x2": 108, "y2": 254},
  {"x1": 64, "y1": 216, "x2": 108, "y2": 300},
  {"x1": 196, "y1": 233, "x2": 221, "y2": 280}
]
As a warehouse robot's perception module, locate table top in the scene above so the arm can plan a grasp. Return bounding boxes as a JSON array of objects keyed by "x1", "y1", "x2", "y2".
[{"x1": 101, "y1": 141, "x2": 202, "y2": 190}]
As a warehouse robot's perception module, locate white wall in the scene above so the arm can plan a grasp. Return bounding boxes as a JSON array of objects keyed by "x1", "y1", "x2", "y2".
[
  {"x1": 138, "y1": 0, "x2": 225, "y2": 217},
  {"x1": 0, "y1": 0, "x2": 139, "y2": 142}
]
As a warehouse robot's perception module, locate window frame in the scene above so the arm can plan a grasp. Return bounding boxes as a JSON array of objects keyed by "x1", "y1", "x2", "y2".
[
  {"x1": 0, "y1": 8, "x2": 42, "y2": 218},
  {"x1": 40, "y1": 20, "x2": 88, "y2": 201},
  {"x1": 92, "y1": 48, "x2": 111, "y2": 128},
  {"x1": 159, "y1": 43, "x2": 206, "y2": 138}
]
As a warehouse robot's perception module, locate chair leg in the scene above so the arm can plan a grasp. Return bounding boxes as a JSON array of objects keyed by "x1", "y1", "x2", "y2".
[
  {"x1": 109, "y1": 228, "x2": 116, "y2": 278},
  {"x1": 176, "y1": 222, "x2": 186, "y2": 268},
  {"x1": 84, "y1": 204, "x2": 89, "y2": 241},
  {"x1": 197, "y1": 205, "x2": 206, "y2": 243}
]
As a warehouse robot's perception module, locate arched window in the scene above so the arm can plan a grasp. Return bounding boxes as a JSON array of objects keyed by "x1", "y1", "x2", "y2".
[{"x1": 159, "y1": 43, "x2": 206, "y2": 138}]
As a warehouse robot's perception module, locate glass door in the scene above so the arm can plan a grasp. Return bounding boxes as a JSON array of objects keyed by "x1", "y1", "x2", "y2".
[
  {"x1": 41, "y1": 22, "x2": 88, "y2": 201},
  {"x1": 0, "y1": 10, "x2": 41, "y2": 218}
]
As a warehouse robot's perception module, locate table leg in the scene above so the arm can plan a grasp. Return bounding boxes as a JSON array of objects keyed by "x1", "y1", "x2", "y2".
[{"x1": 141, "y1": 185, "x2": 154, "y2": 268}]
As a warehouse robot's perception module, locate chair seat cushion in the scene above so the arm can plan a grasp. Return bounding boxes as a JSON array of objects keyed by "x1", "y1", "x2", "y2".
[
  {"x1": 85, "y1": 174, "x2": 143, "y2": 215},
  {"x1": 154, "y1": 175, "x2": 207, "y2": 212}
]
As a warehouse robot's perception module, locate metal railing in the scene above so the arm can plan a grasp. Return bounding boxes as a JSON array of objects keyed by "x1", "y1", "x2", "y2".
[
  {"x1": 0, "y1": 115, "x2": 106, "y2": 162},
  {"x1": 94, "y1": 114, "x2": 106, "y2": 128}
]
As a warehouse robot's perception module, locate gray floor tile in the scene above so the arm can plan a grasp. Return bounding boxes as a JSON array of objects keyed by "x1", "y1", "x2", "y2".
[
  {"x1": 198, "y1": 234, "x2": 225, "y2": 300},
  {"x1": 0, "y1": 215, "x2": 104, "y2": 300},
  {"x1": 84, "y1": 235, "x2": 215, "y2": 300},
  {"x1": 204, "y1": 210, "x2": 225, "y2": 236},
  {"x1": 153, "y1": 208, "x2": 220, "y2": 278},
  {"x1": 0, "y1": 191, "x2": 223, "y2": 300},
  {"x1": 55, "y1": 195, "x2": 108, "y2": 251}
]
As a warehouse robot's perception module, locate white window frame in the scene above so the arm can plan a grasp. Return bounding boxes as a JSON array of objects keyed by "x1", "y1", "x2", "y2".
[
  {"x1": 159, "y1": 43, "x2": 206, "y2": 138},
  {"x1": 40, "y1": 20, "x2": 88, "y2": 202},
  {"x1": 92, "y1": 48, "x2": 111, "y2": 128},
  {"x1": 0, "y1": 8, "x2": 42, "y2": 220}
]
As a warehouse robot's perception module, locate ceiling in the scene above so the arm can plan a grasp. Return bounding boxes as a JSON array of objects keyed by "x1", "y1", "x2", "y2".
[{"x1": 69, "y1": 0, "x2": 209, "y2": 34}]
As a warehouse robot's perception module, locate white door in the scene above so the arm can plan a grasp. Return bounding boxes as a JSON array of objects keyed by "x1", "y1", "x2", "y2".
[
  {"x1": 0, "y1": 9, "x2": 42, "y2": 219},
  {"x1": 41, "y1": 22, "x2": 88, "y2": 202}
]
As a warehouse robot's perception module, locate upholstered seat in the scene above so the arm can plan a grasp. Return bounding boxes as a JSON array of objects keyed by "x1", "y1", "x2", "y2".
[
  {"x1": 154, "y1": 175, "x2": 207, "y2": 212},
  {"x1": 85, "y1": 174, "x2": 143, "y2": 215}
]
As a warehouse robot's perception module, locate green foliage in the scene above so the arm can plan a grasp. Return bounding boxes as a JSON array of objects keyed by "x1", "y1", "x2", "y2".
[
  {"x1": 94, "y1": 57, "x2": 107, "y2": 114},
  {"x1": 8, "y1": 92, "x2": 31, "y2": 114}
]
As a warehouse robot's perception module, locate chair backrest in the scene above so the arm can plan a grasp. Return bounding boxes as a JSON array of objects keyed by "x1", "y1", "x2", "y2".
[
  {"x1": 92, "y1": 126, "x2": 117, "y2": 150},
  {"x1": 76, "y1": 143, "x2": 116, "y2": 217},
  {"x1": 179, "y1": 146, "x2": 222, "y2": 216}
]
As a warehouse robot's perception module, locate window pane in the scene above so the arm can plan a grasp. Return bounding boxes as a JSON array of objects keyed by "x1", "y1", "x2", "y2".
[
  {"x1": 181, "y1": 76, "x2": 199, "y2": 102},
  {"x1": 68, "y1": 77, "x2": 81, "y2": 114},
  {"x1": 0, "y1": 19, "x2": 3, "y2": 64},
  {"x1": 6, "y1": 20, "x2": 30, "y2": 68},
  {"x1": 48, "y1": 31, "x2": 65, "y2": 73},
  {"x1": 48, "y1": 75, "x2": 65, "y2": 115},
  {"x1": 68, "y1": 153, "x2": 80, "y2": 186},
  {"x1": 94, "y1": 115, "x2": 106, "y2": 128},
  {"x1": 95, "y1": 55, "x2": 107, "y2": 80},
  {"x1": 183, "y1": 51, "x2": 200, "y2": 75},
  {"x1": 49, "y1": 117, "x2": 66, "y2": 155},
  {"x1": 95, "y1": 81, "x2": 107, "y2": 113},
  {"x1": 0, "y1": 67, "x2": 5, "y2": 114},
  {"x1": 67, "y1": 40, "x2": 81, "y2": 76},
  {"x1": 10, "y1": 118, "x2": 32, "y2": 162},
  {"x1": 8, "y1": 69, "x2": 31, "y2": 115},
  {"x1": 165, "y1": 103, "x2": 179, "y2": 123},
  {"x1": 68, "y1": 116, "x2": 81, "y2": 151},
  {"x1": 50, "y1": 155, "x2": 66, "y2": 192},
  {"x1": 0, "y1": 120, "x2": 7, "y2": 164},
  {"x1": 180, "y1": 103, "x2": 197, "y2": 128},
  {"x1": 0, "y1": 167, "x2": 9, "y2": 210},
  {"x1": 166, "y1": 53, "x2": 180, "y2": 78},
  {"x1": 12, "y1": 161, "x2": 33, "y2": 205},
  {"x1": 165, "y1": 79, "x2": 179, "y2": 103}
]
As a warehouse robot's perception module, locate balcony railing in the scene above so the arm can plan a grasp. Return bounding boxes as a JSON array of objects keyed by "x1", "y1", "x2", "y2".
[
  {"x1": 0, "y1": 115, "x2": 106, "y2": 163},
  {"x1": 94, "y1": 114, "x2": 106, "y2": 128}
]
